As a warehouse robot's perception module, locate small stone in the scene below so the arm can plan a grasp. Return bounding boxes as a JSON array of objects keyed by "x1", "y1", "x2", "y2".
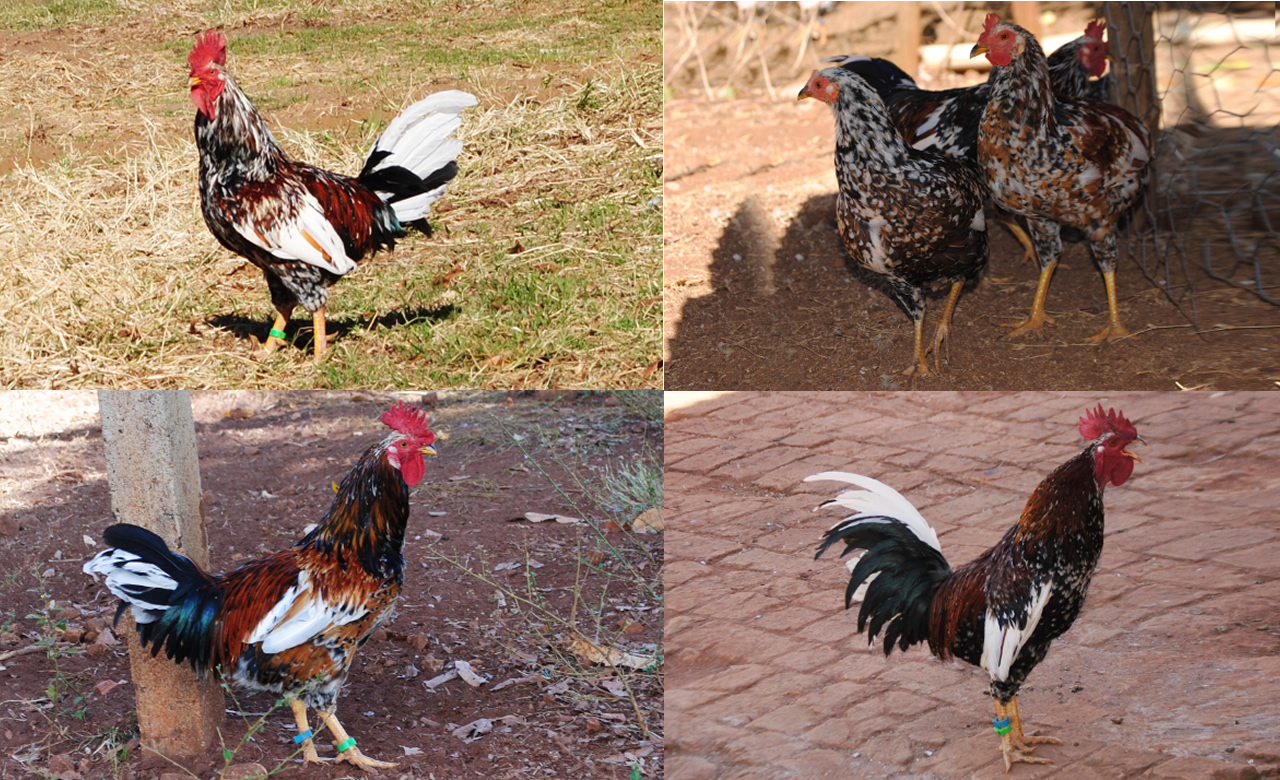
[
  {"x1": 408, "y1": 633, "x2": 429, "y2": 652},
  {"x1": 585, "y1": 718, "x2": 603, "y2": 734},
  {"x1": 370, "y1": 629, "x2": 388, "y2": 642},
  {"x1": 0, "y1": 631, "x2": 19, "y2": 645},
  {"x1": 419, "y1": 391, "x2": 439, "y2": 406},
  {"x1": 62, "y1": 628, "x2": 84, "y2": 644},
  {"x1": 223, "y1": 763, "x2": 268, "y2": 780},
  {"x1": 48, "y1": 753, "x2": 77, "y2": 778},
  {"x1": 602, "y1": 395, "x2": 620, "y2": 407},
  {"x1": 86, "y1": 643, "x2": 109, "y2": 657},
  {"x1": 82, "y1": 630, "x2": 99, "y2": 644}
]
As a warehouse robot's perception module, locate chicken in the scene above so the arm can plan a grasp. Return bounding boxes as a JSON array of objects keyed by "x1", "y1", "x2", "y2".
[
  {"x1": 972, "y1": 14, "x2": 1151, "y2": 342},
  {"x1": 825, "y1": 20, "x2": 1111, "y2": 264},
  {"x1": 825, "y1": 20, "x2": 1110, "y2": 163},
  {"x1": 188, "y1": 30, "x2": 476, "y2": 361},
  {"x1": 84, "y1": 402, "x2": 437, "y2": 772},
  {"x1": 812, "y1": 405, "x2": 1143, "y2": 772},
  {"x1": 798, "y1": 67, "x2": 988, "y2": 377}
]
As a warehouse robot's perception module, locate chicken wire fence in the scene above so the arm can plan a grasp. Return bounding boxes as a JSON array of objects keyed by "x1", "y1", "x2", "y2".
[
  {"x1": 1107, "y1": 2, "x2": 1279, "y2": 326},
  {"x1": 664, "y1": 2, "x2": 1280, "y2": 328}
]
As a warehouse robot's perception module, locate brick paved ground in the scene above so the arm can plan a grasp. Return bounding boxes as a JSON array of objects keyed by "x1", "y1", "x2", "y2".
[{"x1": 666, "y1": 392, "x2": 1280, "y2": 780}]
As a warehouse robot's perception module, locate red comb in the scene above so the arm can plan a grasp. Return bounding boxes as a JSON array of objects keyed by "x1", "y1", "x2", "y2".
[
  {"x1": 380, "y1": 403, "x2": 434, "y2": 442},
  {"x1": 1078, "y1": 405, "x2": 1136, "y2": 441},
  {"x1": 982, "y1": 13, "x2": 1002, "y2": 34},
  {"x1": 1085, "y1": 19, "x2": 1106, "y2": 42},
  {"x1": 189, "y1": 29, "x2": 227, "y2": 72}
]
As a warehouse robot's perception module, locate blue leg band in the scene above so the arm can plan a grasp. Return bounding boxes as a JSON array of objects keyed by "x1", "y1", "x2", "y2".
[{"x1": 294, "y1": 730, "x2": 314, "y2": 744}]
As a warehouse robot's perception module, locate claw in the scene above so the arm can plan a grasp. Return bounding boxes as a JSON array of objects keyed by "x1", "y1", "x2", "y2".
[{"x1": 337, "y1": 748, "x2": 398, "y2": 772}]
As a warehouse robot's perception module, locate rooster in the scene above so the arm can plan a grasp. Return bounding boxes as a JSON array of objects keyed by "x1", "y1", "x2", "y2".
[
  {"x1": 84, "y1": 403, "x2": 437, "y2": 772},
  {"x1": 812, "y1": 405, "x2": 1142, "y2": 772},
  {"x1": 188, "y1": 30, "x2": 476, "y2": 361},
  {"x1": 825, "y1": 20, "x2": 1112, "y2": 265},
  {"x1": 972, "y1": 15, "x2": 1151, "y2": 342},
  {"x1": 798, "y1": 67, "x2": 988, "y2": 377}
]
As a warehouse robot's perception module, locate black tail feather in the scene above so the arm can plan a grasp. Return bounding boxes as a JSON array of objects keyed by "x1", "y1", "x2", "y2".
[{"x1": 816, "y1": 517, "x2": 952, "y2": 655}]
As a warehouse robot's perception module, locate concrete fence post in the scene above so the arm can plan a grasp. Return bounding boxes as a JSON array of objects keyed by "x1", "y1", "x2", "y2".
[{"x1": 98, "y1": 391, "x2": 224, "y2": 758}]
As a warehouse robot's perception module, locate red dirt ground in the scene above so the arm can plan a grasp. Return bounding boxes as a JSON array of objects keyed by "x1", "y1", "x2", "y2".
[{"x1": 0, "y1": 391, "x2": 663, "y2": 780}]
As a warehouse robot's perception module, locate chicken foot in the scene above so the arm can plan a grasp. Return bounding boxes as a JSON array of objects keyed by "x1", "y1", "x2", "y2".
[
  {"x1": 994, "y1": 698, "x2": 1054, "y2": 773},
  {"x1": 925, "y1": 281, "x2": 965, "y2": 372},
  {"x1": 1085, "y1": 267, "x2": 1131, "y2": 343},
  {"x1": 289, "y1": 700, "x2": 331, "y2": 766},
  {"x1": 316, "y1": 710, "x2": 397, "y2": 772},
  {"x1": 1009, "y1": 695, "x2": 1062, "y2": 752},
  {"x1": 903, "y1": 316, "x2": 933, "y2": 378},
  {"x1": 1004, "y1": 258, "x2": 1058, "y2": 339}
]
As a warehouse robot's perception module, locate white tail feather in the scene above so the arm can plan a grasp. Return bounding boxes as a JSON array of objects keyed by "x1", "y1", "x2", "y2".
[
  {"x1": 806, "y1": 471, "x2": 941, "y2": 552},
  {"x1": 367, "y1": 90, "x2": 476, "y2": 223}
]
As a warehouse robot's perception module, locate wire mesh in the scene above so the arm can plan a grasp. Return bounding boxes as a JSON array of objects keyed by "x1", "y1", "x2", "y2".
[{"x1": 1109, "y1": 2, "x2": 1279, "y2": 325}]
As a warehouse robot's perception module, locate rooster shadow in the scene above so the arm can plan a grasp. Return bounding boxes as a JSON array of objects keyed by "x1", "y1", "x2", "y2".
[{"x1": 208, "y1": 304, "x2": 458, "y2": 354}]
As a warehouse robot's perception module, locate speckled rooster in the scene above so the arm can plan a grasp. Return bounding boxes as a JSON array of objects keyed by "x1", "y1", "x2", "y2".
[
  {"x1": 188, "y1": 30, "x2": 476, "y2": 360},
  {"x1": 812, "y1": 405, "x2": 1142, "y2": 771},
  {"x1": 84, "y1": 403, "x2": 436, "y2": 771}
]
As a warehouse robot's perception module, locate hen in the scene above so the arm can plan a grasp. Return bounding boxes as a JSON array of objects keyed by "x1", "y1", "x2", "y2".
[
  {"x1": 826, "y1": 20, "x2": 1111, "y2": 264},
  {"x1": 825, "y1": 20, "x2": 1111, "y2": 163},
  {"x1": 812, "y1": 405, "x2": 1142, "y2": 772},
  {"x1": 972, "y1": 15, "x2": 1151, "y2": 342},
  {"x1": 799, "y1": 67, "x2": 988, "y2": 377},
  {"x1": 188, "y1": 30, "x2": 476, "y2": 360},
  {"x1": 84, "y1": 403, "x2": 437, "y2": 771}
]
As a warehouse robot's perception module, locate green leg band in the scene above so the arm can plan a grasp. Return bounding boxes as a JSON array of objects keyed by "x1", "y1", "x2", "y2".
[
  {"x1": 335, "y1": 737, "x2": 356, "y2": 752},
  {"x1": 269, "y1": 328, "x2": 288, "y2": 340}
]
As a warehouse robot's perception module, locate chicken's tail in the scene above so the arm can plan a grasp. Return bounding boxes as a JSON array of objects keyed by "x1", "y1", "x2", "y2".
[
  {"x1": 809, "y1": 472, "x2": 953, "y2": 656},
  {"x1": 83, "y1": 524, "x2": 223, "y2": 675},
  {"x1": 358, "y1": 90, "x2": 478, "y2": 225}
]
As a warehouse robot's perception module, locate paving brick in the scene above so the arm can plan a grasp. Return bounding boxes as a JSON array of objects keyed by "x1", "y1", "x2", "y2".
[
  {"x1": 1144, "y1": 755, "x2": 1242, "y2": 779},
  {"x1": 664, "y1": 754, "x2": 721, "y2": 780},
  {"x1": 672, "y1": 441, "x2": 752, "y2": 472},
  {"x1": 667, "y1": 392, "x2": 1280, "y2": 780}
]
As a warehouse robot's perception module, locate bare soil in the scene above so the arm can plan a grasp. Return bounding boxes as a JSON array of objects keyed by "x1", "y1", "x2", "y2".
[
  {"x1": 663, "y1": 97, "x2": 1280, "y2": 391},
  {"x1": 0, "y1": 391, "x2": 663, "y2": 779}
]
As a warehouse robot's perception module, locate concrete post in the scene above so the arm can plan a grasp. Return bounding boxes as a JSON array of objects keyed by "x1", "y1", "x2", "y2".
[{"x1": 98, "y1": 391, "x2": 224, "y2": 759}]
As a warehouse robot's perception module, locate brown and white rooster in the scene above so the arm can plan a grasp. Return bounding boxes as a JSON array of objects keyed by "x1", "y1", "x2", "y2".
[
  {"x1": 799, "y1": 67, "x2": 988, "y2": 377},
  {"x1": 972, "y1": 14, "x2": 1151, "y2": 342},
  {"x1": 188, "y1": 30, "x2": 476, "y2": 360}
]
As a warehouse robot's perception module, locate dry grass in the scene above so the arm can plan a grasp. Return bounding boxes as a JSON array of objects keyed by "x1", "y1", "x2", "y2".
[{"x1": 0, "y1": 0, "x2": 661, "y2": 388}]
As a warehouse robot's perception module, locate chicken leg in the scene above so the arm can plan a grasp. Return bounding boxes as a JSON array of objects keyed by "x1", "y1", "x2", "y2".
[
  {"x1": 926, "y1": 281, "x2": 965, "y2": 372},
  {"x1": 261, "y1": 308, "x2": 294, "y2": 355},
  {"x1": 316, "y1": 710, "x2": 397, "y2": 772},
  {"x1": 289, "y1": 700, "x2": 331, "y2": 766},
  {"x1": 903, "y1": 315, "x2": 932, "y2": 378},
  {"x1": 1085, "y1": 267, "x2": 1131, "y2": 343},
  {"x1": 994, "y1": 698, "x2": 1054, "y2": 773},
  {"x1": 312, "y1": 307, "x2": 328, "y2": 362},
  {"x1": 1004, "y1": 258, "x2": 1058, "y2": 339}
]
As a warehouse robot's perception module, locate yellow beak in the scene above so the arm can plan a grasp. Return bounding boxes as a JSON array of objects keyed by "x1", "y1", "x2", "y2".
[
  {"x1": 1123, "y1": 435, "x2": 1147, "y2": 463},
  {"x1": 970, "y1": 43, "x2": 990, "y2": 58},
  {"x1": 421, "y1": 444, "x2": 438, "y2": 457},
  {"x1": 189, "y1": 76, "x2": 201, "y2": 87}
]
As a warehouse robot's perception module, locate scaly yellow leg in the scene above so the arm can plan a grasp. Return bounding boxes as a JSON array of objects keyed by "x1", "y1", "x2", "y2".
[
  {"x1": 261, "y1": 311, "x2": 291, "y2": 354},
  {"x1": 1085, "y1": 267, "x2": 1132, "y2": 343},
  {"x1": 289, "y1": 700, "x2": 331, "y2": 766},
  {"x1": 901, "y1": 315, "x2": 932, "y2": 378},
  {"x1": 312, "y1": 307, "x2": 328, "y2": 362},
  {"x1": 994, "y1": 699, "x2": 1053, "y2": 773},
  {"x1": 1000, "y1": 217, "x2": 1037, "y2": 266},
  {"x1": 1004, "y1": 259, "x2": 1058, "y2": 339},
  {"x1": 926, "y1": 281, "x2": 965, "y2": 372},
  {"x1": 315, "y1": 710, "x2": 397, "y2": 773},
  {"x1": 1009, "y1": 695, "x2": 1062, "y2": 752}
]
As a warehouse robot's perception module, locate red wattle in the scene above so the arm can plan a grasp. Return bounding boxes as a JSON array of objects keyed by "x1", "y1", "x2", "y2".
[
  {"x1": 401, "y1": 454, "x2": 425, "y2": 486},
  {"x1": 987, "y1": 50, "x2": 1012, "y2": 67}
]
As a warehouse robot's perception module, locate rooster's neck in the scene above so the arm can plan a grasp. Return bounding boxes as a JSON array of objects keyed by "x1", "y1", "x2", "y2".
[
  {"x1": 195, "y1": 73, "x2": 286, "y2": 181},
  {"x1": 831, "y1": 88, "x2": 912, "y2": 172},
  {"x1": 299, "y1": 444, "x2": 409, "y2": 581},
  {"x1": 1012, "y1": 446, "x2": 1104, "y2": 565},
  {"x1": 984, "y1": 38, "x2": 1058, "y2": 136}
]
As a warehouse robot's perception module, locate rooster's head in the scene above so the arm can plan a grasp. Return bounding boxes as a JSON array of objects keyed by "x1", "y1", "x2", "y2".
[
  {"x1": 1079, "y1": 405, "x2": 1143, "y2": 488},
  {"x1": 1079, "y1": 20, "x2": 1110, "y2": 79},
  {"x1": 970, "y1": 14, "x2": 1027, "y2": 68},
  {"x1": 380, "y1": 402, "x2": 437, "y2": 487},
  {"x1": 188, "y1": 29, "x2": 229, "y2": 121}
]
